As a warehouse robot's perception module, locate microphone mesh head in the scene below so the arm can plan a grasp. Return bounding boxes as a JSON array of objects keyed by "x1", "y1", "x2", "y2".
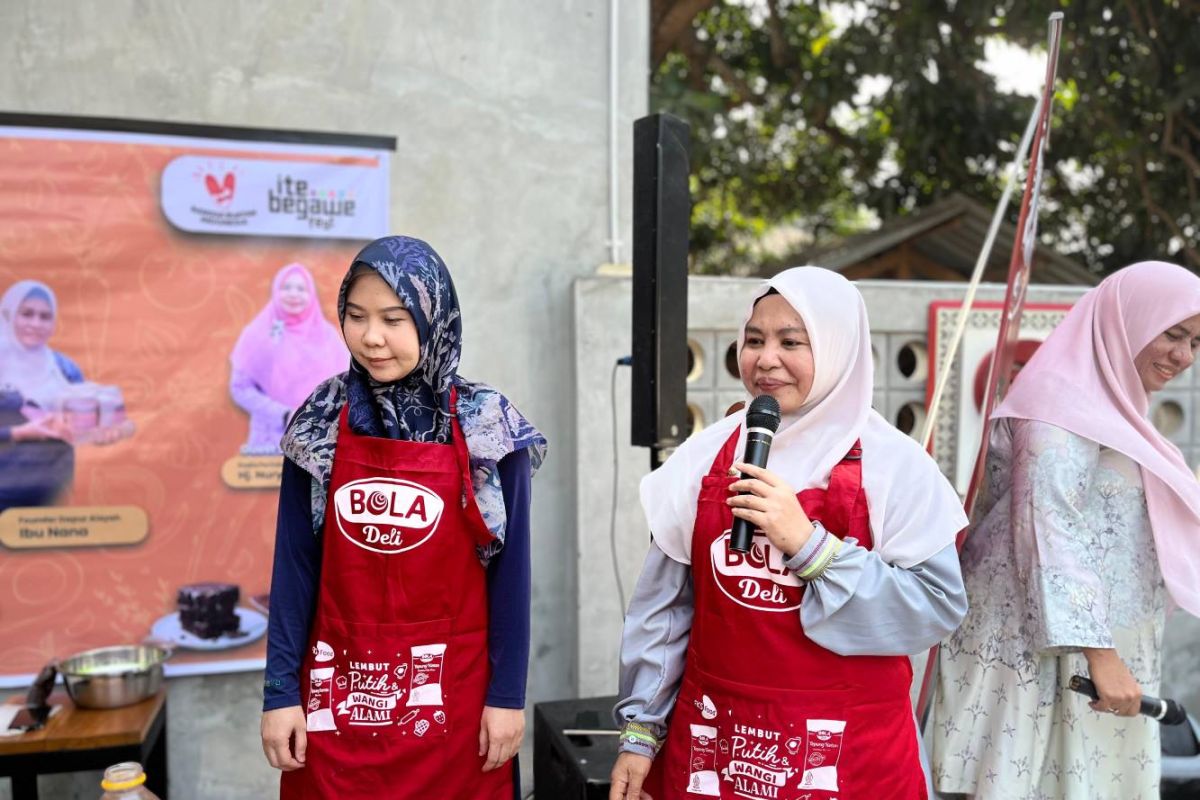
[{"x1": 746, "y1": 395, "x2": 782, "y2": 432}]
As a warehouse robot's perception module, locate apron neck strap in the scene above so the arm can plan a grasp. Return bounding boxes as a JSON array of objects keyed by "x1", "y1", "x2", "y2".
[
  {"x1": 334, "y1": 387, "x2": 470, "y2": 482},
  {"x1": 706, "y1": 427, "x2": 744, "y2": 478},
  {"x1": 825, "y1": 440, "x2": 863, "y2": 494},
  {"x1": 821, "y1": 440, "x2": 864, "y2": 537},
  {"x1": 447, "y1": 387, "x2": 477, "y2": 503}
]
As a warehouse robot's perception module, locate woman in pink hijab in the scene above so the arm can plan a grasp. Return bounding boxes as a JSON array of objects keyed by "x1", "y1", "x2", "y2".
[
  {"x1": 230, "y1": 263, "x2": 346, "y2": 455},
  {"x1": 930, "y1": 261, "x2": 1200, "y2": 799}
]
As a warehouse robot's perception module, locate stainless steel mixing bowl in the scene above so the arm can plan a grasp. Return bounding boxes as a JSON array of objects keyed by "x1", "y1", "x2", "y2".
[{"x1": 57, "y1": 644, "x2": 170, "y2": 709}]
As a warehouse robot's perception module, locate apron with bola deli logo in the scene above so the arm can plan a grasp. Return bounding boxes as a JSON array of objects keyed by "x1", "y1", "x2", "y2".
[
  {"x1": 281, "y1": 389, "x2": 511, "y2": 800},
  {"x1": 644, "y1": 427, "x2": 926, "y2": 800}
]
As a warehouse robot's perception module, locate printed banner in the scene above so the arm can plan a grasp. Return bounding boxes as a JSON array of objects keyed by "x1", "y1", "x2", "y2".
[
  {"x1": 0, "y1": 118, "x2": 392, "y2": 683},
  {"x1": 160, "y1": 154, "x2": 387, "y2": 239}
]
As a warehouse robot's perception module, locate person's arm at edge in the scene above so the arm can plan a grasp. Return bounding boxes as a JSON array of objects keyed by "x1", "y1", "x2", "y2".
[
  {"x1": 610, "y1": 542, "x2": 693, "y2": 799},
  {"x1": 261, "y1": 459, "x2": 321, "y2": 771},
  {"x1": 484, "y1": 448, "x2": 532, "y2": 708},
  {"x1": 479, "y1": 448, "x2": 532, "y2": 772},
  {"x1": 613, "y1": 542, "x2": 693, "y2": 746},
  {"x1": 263, "y1": 459, "x2": 321, "y2": 710}
]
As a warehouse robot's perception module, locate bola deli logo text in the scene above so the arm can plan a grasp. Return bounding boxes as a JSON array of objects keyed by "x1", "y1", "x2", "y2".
[
  {"x1": 709, "y1": 532, "x2": 804, "y2": 611},
  {"x1": 333, "y1": 477, "x2": 445, "y2": 554}
]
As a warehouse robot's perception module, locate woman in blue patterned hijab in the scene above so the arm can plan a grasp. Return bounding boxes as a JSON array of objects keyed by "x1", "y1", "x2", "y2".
[
  {"x1": 341, "y1": 235, "x2": 467, "y2": 442},
  {"x1": 268, "y1": 234, "x2": 544, "y2": 795},
  {"x1": 282, "y1": 235, "x2": 546, "y2": 559}
]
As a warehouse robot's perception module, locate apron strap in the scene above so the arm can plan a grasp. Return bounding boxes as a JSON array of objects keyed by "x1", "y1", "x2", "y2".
[
  {"x1": 823, "y1": 440, "x2": 871, "y2": 546},
  {"x1": 333, "y1": 393, "x2": 467, "y2": 481},
  {"x1": 447, "y1": 386, "x2": 472, "y2": 492},
  {"x1": 447, "y1": 386, "x2": 496, "y2": 548},
  {"x1": 705, "y1": 427, "x2": 743, "y2": 478}
]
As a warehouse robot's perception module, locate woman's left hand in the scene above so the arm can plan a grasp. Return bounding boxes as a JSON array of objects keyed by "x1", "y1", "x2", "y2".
[
  {"x1": 728, "y1": 461, "x2": 815, "y2": 557},
  {"x1": 479, "y1": 706, "x2": 524, "y2": 772}
]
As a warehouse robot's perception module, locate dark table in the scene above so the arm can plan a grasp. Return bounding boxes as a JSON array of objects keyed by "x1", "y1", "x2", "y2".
[{"x1": 0, "y1": 691, "x2": 167, "y2": 799}]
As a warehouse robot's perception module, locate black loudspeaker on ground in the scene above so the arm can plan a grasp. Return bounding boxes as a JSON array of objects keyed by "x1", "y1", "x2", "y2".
[{"x1": 533, "y1": 696, "x2": 620, "y2": 799}]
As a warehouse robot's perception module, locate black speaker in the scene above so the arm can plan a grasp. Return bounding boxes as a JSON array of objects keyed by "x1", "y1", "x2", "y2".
[
  {"x1": 631, "y1": 112, "x2": 691, "y2": 456},
  {"x1": 533, "y1": 695, "x2": 620, "y2": 799},
  {"x1": 1161, "y1": 712, "x2": 1200, "y2": 799}
]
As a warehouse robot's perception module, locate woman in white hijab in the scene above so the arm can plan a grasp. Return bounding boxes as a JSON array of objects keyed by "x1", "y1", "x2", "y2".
[
  {"x1": 0, "y1": 280, "x2": 80, "y2": 509},
  {"x1": 610, "y1": 267, "x2": 968, "y2": 800}
]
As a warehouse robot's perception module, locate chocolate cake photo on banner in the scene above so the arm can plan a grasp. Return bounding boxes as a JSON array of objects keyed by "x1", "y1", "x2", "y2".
[{"x1": 148, "y1": 582, "x2": 267, "y2": 652}]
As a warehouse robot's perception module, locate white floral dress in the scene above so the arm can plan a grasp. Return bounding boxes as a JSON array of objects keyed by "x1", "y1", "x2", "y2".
[{"x1": 929, "y1": 418, "x2": 1165, "y2": 800}]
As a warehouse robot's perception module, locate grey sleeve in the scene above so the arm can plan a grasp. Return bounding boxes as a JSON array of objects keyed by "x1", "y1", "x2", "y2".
[
  {"x1": 791, "y1": 541, "x2": 967, "y2": 656},
  {"x1": 612, "y1": 541, "x2": 694, "y2": 739}
]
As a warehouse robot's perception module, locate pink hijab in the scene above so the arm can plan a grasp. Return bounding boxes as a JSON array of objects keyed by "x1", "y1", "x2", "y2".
[
  {"x1": 230, "y1": 263, "x2": 346, "y2": 409},
  {"x1": 994, "y1": 261, "x2": 1200, "y2": 616}
]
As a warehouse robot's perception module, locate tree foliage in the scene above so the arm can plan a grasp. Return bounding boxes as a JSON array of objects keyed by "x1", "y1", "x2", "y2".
[{"x1": 650, "y1": 0, "x2": 1200, "y2": 275}]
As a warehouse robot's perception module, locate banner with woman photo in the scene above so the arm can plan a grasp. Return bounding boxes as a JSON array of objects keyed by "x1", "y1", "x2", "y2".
[{"x1": 0, "y1": 114, "x2": 393, "y2": 683}]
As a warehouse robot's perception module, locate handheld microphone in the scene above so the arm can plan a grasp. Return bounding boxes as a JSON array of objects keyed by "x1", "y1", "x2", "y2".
[
  {"x1": 1068, "y1": 675, "x2": 1188, "y2": 725},
  {"x1": 729, "y1": 395, "x2": 782, "y2": 553}
]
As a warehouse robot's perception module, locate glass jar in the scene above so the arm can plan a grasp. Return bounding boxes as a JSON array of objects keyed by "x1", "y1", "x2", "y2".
[
  {"x1": 97, "y1": 385, "x2": 127, "y2": 427},
  {"x1": 99, "y1": 761, "x2": 161, "y2": 799},
  {"x1": 63, "y1": 385, "x2": 100, "y2": 439}
]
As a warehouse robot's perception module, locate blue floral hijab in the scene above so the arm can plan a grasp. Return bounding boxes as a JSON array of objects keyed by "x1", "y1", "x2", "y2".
[{"x1": 281, "y1": 236, "x2": 547, "y2": 561}]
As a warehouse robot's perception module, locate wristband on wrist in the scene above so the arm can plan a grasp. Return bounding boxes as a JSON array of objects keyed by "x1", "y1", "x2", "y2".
[
  {"x1": 620, "y1": 721, "x2": 661, "y2": 755},
  {"x1": 794, "y1": 521, "x2": 842, "y2": 582}
]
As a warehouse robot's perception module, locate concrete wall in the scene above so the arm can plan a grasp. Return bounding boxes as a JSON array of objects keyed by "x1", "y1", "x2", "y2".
[
  {"x1": 574, "y1": 275, "x2": 1200, "y2": 718},
  {"x1": 0, "y1": 1, "x2": 647, "y2": 797}
]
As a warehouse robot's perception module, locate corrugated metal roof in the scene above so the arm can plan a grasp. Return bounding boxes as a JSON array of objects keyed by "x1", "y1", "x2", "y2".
[{"x1": 785, "y1": 193, "x2": 1099, "y2": 285}]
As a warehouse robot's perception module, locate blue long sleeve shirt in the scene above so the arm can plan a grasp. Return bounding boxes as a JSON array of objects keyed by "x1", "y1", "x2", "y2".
[{"x1": 263, "y1": 448, "x2": 532, "y2": 711}]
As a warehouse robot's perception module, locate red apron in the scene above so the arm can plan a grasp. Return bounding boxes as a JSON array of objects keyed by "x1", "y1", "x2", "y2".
[
  {"x1": 645, "y1": 429, "x2": 926, "y2": 799},
  {"x1": 282, "y1": 391, "x2": 512, "y2": 800}
]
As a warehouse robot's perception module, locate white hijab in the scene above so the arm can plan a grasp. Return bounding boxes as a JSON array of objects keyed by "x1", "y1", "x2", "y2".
[
  {"x1": 641, "y1": 267, "x2": 966, "y2": 568},
  {"x1": 0, "y1": 280, "x2": 71, "y2": 409}
]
